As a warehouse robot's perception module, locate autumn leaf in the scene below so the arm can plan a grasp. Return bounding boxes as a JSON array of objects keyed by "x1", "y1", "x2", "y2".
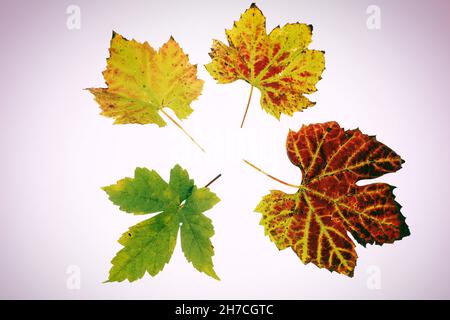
[
  {"x1": 246, "y1": 121, "x2": 409, "y2": 277},
  {"x1": 205, "y1": 3, "x2": 325, "y2": 127},
  {"x1": 102, "y1": 165, "x2": 221, "y2": 282},
  {"x1": 88, "y1": 32, "x2": 205, "y2": 152}
]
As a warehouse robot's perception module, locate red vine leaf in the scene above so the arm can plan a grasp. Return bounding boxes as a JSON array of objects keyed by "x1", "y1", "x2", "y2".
[{"x1": 254, "y1": 121, "x2": 409, "y2": 276}]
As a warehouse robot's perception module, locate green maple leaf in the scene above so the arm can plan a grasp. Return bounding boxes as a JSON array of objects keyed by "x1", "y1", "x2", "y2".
[{"x1": 102, "y1": 165, "x2": 221, "y2": 282}]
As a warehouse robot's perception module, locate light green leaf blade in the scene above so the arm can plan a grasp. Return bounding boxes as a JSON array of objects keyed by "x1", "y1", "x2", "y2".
[
  {"x1": 102, "y1": 167, "x2": 173, "y2": 215},
  {"x1": 183, "y1": 187, "x2": 220, "y2": 213},
  {"x1": 107, "y1": 212, "x2": 179, "y2": 282},
  {"x1": 169, "y1": 164, "x2": 194, "y2": 201},
  {"x1": 156, "y1": 37, "x2": 204, "y2": 120},
  {"x1": 180, "y1": 187, "x2": 220, "y2": 280}
]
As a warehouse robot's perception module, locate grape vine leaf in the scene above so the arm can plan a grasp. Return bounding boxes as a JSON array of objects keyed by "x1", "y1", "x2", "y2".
[
  {"x1": 102, "y1": 165, "x2": 220, "y2": 282},
  {"x1": 205, "y1": 3, "x2": 325, "y2": 126},
  {"x1": 88, "y1": 32, "x2": 203, "y2": 126},
  {"x1": 254, "y1": 122, "x2": 410, "y2": 277}
]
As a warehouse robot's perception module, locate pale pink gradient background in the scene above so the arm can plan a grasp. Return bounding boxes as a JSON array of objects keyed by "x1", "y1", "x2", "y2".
[{"x1": 0, "y1": 0, "x2": 449, "y2": 299}]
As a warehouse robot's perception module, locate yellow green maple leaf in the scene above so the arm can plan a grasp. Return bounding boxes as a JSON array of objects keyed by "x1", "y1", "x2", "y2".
[
  {"x1": 88, "y1": 32, "x2": 205, "y2": 150},
  {"x1": 205, "y1": 4, "x2": 325, "y2": 126}
]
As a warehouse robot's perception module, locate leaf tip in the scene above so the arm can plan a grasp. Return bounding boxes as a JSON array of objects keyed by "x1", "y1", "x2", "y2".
[
  {"x1": 207, "y1": 268, "x2": 221, "y2": 281},
  {"x1": 400, "y1": 220, "x2": 411, "y2": 239}
]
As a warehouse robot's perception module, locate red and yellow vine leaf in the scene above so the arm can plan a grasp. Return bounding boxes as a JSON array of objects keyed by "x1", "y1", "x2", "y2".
[
  {"x1": 205, "y1": 3, "x2": 325, "y2": 127},
  {"x1": 87, "y1": 32, "x2": 205, "y2": 152},
  {"x1": 252, "y1": 121, "x2": 409, "y2": 276}
]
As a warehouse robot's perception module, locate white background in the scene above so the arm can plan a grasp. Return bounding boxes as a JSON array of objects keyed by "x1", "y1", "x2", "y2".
[{"x1": 1, "y1": 0, "x2": 449, "y2": 299}]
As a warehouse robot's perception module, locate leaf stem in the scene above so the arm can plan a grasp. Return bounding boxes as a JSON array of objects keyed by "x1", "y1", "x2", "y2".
[
  {"x1": 243, "y1": 159, "x2": 300, "y2": 189},
  {"x1": 240, "y1": 85, "x2": 254, "y2": 128},
  {"x1": 161, "y1": 108, "x2": 206, "y2": 153},
  {"x1": 204, "y1": 174, "x2": 222, "y2": 188}
]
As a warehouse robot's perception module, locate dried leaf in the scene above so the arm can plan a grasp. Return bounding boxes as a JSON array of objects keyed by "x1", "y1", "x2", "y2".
[
  {"x1": 254, "y1": 122, "x2": 409, "y2": 276},
  {"x1": 87, "y1": 32, "x2": 205, "y2": 151},
  {"x1": 206, "y1": 4, "x2": 325, "y2": 125}
]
